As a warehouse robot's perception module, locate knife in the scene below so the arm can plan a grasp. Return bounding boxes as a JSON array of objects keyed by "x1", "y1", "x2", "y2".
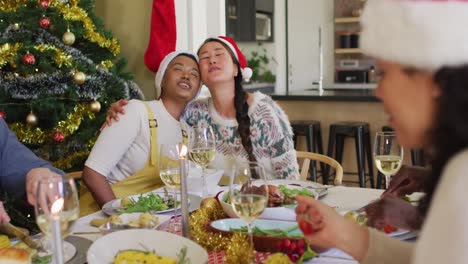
[{"x1": 0, "y1": 222, "x2": 44, "y2": 251}]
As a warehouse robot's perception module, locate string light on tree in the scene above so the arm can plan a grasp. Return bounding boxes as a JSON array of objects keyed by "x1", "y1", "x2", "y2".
[
  {"x1": 62, "y1": 29, "x2": 75, "y2": 45},
  {"x1": 73, "y1": 71, "x2": 86, "y2": 84},
  {"x1": 39, "y1": 16, "x2": 51, "y2": 29},
  {"x1": 22, "y1": 52, "x2": 35, "y2": 65},
  {"x1": 12, "y1": 23, "x2": 20, "y2": 30},
  {"x1": 39, "y1": 0, "x2": 50, "y2": 9},
  {"x1": 26, "y1": 111, "x2": 38, "y2": 126},
  {"x1": 89, "y1": 100, "x2": 101, "y2": 113}
]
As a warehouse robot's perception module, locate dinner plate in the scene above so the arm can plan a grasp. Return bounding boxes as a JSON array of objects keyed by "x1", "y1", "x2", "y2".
[
  {"x1": 12, "y1": 237, "x2": 76, "y2": 263},
  {"x1": 265, "y1": 179, "x2": 329, "y2": 198},
  {"x1": 98, "y1": 213, "x2": 171, "y2": 235},
  {"x1": 87, "y1": 229, "x2": 208, "y2": 264},
  {"x1": 210, "y1": 218, "x2": 303, "y2": 237},
  {"x1": 101, "y1": 191, "x2": 189, "y2": 216}
]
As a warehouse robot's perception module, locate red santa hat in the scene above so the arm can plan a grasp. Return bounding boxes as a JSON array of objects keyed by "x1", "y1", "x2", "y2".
[
  {"x1": 207, "y1": 36, "x2": 253, "y2": 82},
  {"x1": 155, "y1": 50, "x2": 200, "y2": 99},
  {"x1": 360, "y1": 0, "x2": 468, "y2": 71}
]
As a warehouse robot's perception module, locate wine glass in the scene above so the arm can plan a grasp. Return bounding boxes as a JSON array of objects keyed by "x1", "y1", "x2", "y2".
[
  {"x1": 159, "y1": 143, "x2": 184, "y2": 232},
  {"x1": 229, "y1": 162, "x2": 268, "y2": 263},
  {"x1": 35, "y1": 175, "x2": 79, "y2": 256},
  {"x1": 188, "y1": 125, "x2": 216, "y2": 197},
  {"x1": 373, "y1": 131, "x2": 404, "y2": 189}
]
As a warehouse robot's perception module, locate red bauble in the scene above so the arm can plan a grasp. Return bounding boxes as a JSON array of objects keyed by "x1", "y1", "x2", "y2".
[
  {"x1": 22, "y1": 53, "x2": 35, "y2": 65},
  {"x1": 39, "y1": 0, "x2": 50, "y2": 8},
  {"x1": 39, "y1": 17, "x2": 51, "y2": 29},
  {"x1": 0, "y1": 111, "x2": 5, "y2": 119},
  {"x1": 53, "y1": 131, "x2": 65, "y2": 143}
]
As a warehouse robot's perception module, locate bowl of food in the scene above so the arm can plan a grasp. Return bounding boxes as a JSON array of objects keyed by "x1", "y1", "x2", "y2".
[{"x1": 218, "y1": 184, "x2": 318, "y2": 221}]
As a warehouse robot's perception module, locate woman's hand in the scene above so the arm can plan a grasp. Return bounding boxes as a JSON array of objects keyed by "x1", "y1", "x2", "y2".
[
  {"x1": 383, "y1": 165, "x2": 428, "y2": 197},
  {"x1": 0, "y1": 201, "x2": 10, "y2": 223},
  {"x1": 295, "y1": 195, "x2": 370, "y2": 261},
  {"x1": 365, "y1": 195, "x2": 423, "y2": 231},
  {"x1": 100, "y1": 99, "x2": 129, "y2": 131}
]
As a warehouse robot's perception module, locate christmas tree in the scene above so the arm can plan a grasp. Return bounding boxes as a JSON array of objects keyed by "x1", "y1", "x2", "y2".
[{"x1": 0, "y1": 0, "x2": 143, "y2": 171}]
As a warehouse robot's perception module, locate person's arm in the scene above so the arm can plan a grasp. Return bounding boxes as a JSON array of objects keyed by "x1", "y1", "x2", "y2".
[
  {"x1": 83, "y1": 100, "x2": 144, "y2": 206},
  {"x1": 0, "y1": 119, "x2": 64, "y2": 202},
  {"x1": 382, "y1": 165, "x2": 428, "y2": 197},
  {"x1": 81, "y1": 166, "x2": 116, "y2": 207},
  {"x1": 0, "y1": 201, "x2": 10, "y2": 223}
]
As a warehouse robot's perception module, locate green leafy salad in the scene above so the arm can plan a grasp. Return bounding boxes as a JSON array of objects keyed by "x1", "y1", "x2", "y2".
[{"x1": 122, "y1": 193, "x2": 174, "y2": 213}]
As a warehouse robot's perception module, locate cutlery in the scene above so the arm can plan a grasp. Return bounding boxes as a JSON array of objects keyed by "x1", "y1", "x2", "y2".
[{"x1": 0, "y1": 223, "x2": 44, "y2": 251}]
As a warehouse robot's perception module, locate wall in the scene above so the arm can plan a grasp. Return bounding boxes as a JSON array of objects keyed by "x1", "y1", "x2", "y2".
[{"x1": 95, "y1": 0, "x2": 225, "y2": 99}]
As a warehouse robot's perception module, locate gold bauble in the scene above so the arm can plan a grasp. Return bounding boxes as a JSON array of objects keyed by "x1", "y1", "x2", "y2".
[
  {"x1": 73, "y1": 71, "x2": 86, "y2": 84},
  {"x1": 62, "y1": 30, "x2": 76, "y2": 45},
  {"x1": 89, "y1": 100, "x2": 101, "y2": 113},
  {"x1": 26, "y1": 112, "x2": 38, "y2": 126},
  {"x1": 13, "y1": 23, "x2": 20, "y2": 30},
  {"x1": 200, "y1": 197, "x2": 219, "y2": 210}
]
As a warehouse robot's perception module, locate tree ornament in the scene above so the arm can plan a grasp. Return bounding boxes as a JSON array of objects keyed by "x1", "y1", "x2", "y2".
[
  {"x1": 0, "y1": 111, "x2": 5, "y2": 119},
  {"x1": 22, "y1": 52, "x2": 35, "y2": 65},
  {"x1": 39, "y1": 0, "x2": 50, "y2": 8},
  {"x1": 26, "y1": 112, "x2": 38, "y2": 126},
  {"x1": 62, "y1": 30, "x2": 76, "y2": 45},
  {"x1": 53, "y1": 131, "x2": 65, "y2": 143},
  {"x1": 12, "y1": 23, "x2": 20, "y2": 30},
  {"x1": 39, "y1": 17, "x2": 51, "y2": 29},
  {"x1": 89, "y1": 100, "x2": 101, "y2": 113},
  {"x1": 73, "y1": 71, "x2": 86, "y2": 84}
]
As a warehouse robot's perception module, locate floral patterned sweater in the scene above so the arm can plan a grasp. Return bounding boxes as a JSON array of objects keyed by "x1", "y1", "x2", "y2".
[{"x1": 183, "y1": 92, "x2": 299, "y2": 179}]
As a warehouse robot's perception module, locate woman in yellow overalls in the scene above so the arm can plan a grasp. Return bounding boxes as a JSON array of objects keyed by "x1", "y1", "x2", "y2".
[{"x1": 79, "y1": 51, "x2": 201, "y2": 216}]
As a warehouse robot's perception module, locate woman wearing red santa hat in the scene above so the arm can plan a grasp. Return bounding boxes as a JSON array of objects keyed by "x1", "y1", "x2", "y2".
[
  {"x1": 295, "y1": 0, "x2": 468, "y2": 263},
  {"x1": 182, "y1": 36, "x2": 299, "y2": 180}
]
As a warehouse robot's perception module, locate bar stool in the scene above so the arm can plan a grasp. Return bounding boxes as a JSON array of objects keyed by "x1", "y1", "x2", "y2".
[
  {"x1": 376, "y1": 126, "x2": 426, "y2": 189},
  {"x1": 325, "y1": 121, "x2": 375, "y2": 188},
  {"x1": 291, "y1": 120, "x2": 324, "y2": 182}
]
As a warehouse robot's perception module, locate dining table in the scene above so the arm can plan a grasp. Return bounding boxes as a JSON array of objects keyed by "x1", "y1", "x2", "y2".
[{"x1": 69, "y1": 184, "x2": 412, "y2": 264}]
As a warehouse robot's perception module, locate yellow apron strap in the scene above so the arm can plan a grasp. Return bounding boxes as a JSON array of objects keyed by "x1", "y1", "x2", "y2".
[{"x1": 143, "y1": 102, "x2": 158, "y2": 166}]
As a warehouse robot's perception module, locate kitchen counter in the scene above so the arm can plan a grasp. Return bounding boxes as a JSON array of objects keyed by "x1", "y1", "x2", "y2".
[{"x1": 271, "y1": 89, "x2": 379, "y2": 102}]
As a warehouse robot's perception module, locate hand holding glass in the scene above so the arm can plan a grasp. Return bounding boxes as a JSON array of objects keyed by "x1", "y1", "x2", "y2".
[
  {"x1": 229, "y1": 162, "x2": 268, "y2": 263},
  {"x1": 373, "y1": 132, "x2": 404, "y2": 189},
  {"x1": 189, "y1": 125, "x2": 216, "y2": 197},
  {"x1": 159, "y1": 143, "x2": 184, "y2": 232}
]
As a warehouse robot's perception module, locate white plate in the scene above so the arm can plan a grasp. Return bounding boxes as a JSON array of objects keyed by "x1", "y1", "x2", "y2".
[
  {"x1": 102, "y1": 191, "x2": 188, "y2": 216},
  {"x1": 87, "y1": 229, "x2": 208, "y2": 264},
  {"x1": 219, "y1": 182, "x2": 319, "y2": 221},
  {"x1": 98, "y1": 213, "x2": 171, "y2": 235},
  {"x1": 265, "y1": 179, "x2": 329, "y2": 198},
  {"x1": 211, "y1": 218, "x2": 303, "y2": 237}
]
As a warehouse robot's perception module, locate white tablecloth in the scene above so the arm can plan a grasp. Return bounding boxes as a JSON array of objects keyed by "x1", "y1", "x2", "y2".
[{"x1": 71, "y1": 186, "x2": 384, "y2": 264}]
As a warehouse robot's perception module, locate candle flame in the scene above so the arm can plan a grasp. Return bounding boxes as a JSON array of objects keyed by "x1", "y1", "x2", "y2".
[
  {"x1": 180, "y1": 145, "x2": 188, "y2": 159},
  {"x1": 51, "y1": 198, "x2": 64, "y2": 214}
]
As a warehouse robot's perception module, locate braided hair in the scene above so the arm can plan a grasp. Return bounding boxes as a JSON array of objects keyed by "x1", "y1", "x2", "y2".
[
  {"x1": 200, "y1": 39, "x2": 256, "y2": 162},
  {"x1": 418, "y1": 64, "x2": 468, "y2": 215}
]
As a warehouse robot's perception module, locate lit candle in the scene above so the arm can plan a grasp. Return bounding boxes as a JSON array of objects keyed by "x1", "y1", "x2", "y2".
[
  {"x1": 51, "y1": 198, "x2": 64, "y2": 264},
  {"x1": 179, "y1": 145, "x2": 190, "y2": 238}
]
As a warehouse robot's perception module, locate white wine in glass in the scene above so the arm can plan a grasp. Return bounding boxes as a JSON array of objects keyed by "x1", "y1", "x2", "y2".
[
  {"x1": 189, "y1": 125, "x2": 216, "y2": 197},
  {"x1": 35, "y1": 175, "x2": 79, "y2": 255},
  {"x1": 230, "y1": 162, "x2": 268, "y2": 263},
  {"x1": 373, "y1": 132, "x2": 403, "y2": 189},
  {"x1": 159, "y1": 143, "x2": 184, "y2": 232}
]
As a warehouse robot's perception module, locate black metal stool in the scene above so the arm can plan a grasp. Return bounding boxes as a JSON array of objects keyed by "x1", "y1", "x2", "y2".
[
  {"x1": 376, "y1": 126, "x2": 426, "y2": 189},
  {"x1": 291, "y1": 120, "x2": 324, "y2": 182},
  {"x1": 325, "y1": 121, "x2": 375, "y2": 188}
]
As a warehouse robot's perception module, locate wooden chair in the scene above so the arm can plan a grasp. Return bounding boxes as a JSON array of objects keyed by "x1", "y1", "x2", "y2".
[{"x1": 296, "y1": 151, "x2": 343, "y2": 185}]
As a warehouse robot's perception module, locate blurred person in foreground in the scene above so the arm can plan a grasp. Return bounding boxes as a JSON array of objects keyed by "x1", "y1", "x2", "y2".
[{"x1": 296, "y1": 0, "x2": 468, "y2": 263}]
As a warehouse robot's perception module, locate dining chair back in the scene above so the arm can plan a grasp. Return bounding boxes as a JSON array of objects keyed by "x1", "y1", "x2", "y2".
[{"x1": 296, "y1": 151, "x2": 343, "y2": 185}]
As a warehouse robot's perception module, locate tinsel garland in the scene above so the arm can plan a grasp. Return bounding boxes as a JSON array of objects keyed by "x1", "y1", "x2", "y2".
[
  {"x1": 191, "y1": 198, "x2": 252, "y2": 263},
  {"x1": 35, "y1": 44, "x2": 73, "y2": 68},
  {"x1": 9, "y1": 103, "x2": 95, "y2": 144},
  {"x1": 51, "y1": 0, "x2": 120, "y2": 56},
  {"x1": 0, "y1": 43, "x2": 20, "y2": 67},
  {"x1": 0, "y1": 0, "x2": 121, "y2": 56},
  {"x1": 52, "y1": 150, "x2": 88, "y2": 170}
]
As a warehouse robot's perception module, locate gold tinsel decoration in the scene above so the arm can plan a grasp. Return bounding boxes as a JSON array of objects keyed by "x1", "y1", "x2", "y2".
[
  {"x1": 190, "y1": 197, "x2": 252, "y2": 263},
  {"x1": 10, "y1": 104, "x2": 95, "y2": 144},
  {"x1": 99, "y1": 60, "x2": 114, "y2": 70},
  {"x1": 0, "y1": 0, "x2": 120, "y2": 56},
  {"x1": 0, "y1": 0, "x2": 27, "y2": 12},
  {"x1": 0, "y1": 43, "x2": 21, "y2": 68},
  {"x1": 52, "y1": 150, "x2": 89, "y2": 170},
  {"x1": 34, "y1": 44, "x2": 72, "y2": 68}
]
